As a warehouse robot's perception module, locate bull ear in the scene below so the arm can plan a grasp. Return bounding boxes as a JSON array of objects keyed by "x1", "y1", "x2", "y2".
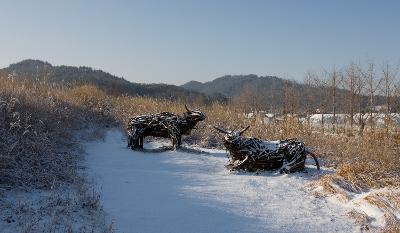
[
  {"x1": 213, "y1": 126, "x2": 228, "y2": 134},
  {"x1": 185, "y1": 104, "x2": 192, "y2": 113},
  {"x1": 239, "y1": 125, "x2": 250, "y2": 135}
]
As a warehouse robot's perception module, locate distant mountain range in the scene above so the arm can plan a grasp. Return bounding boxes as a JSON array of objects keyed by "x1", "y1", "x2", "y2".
[
  {"x1": 1, "y1": 59, "x2": 394, "y2": 112},
  {"x1": 0, "y1": 59, "x2": 224, "y2": 104}
]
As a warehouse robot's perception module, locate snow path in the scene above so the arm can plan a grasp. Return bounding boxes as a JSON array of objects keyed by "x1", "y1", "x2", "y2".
[{"x1": 85, "y1": 129, "x2": 357, "y2": 233}]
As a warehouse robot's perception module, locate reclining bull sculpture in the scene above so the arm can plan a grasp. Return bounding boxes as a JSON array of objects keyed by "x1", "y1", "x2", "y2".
[
  {"x1": 214, "y1": 126, "x2": 320, "y2": 173},
  {"x1": 127, "y1": 105, "x2": 205, "y2": 150}
]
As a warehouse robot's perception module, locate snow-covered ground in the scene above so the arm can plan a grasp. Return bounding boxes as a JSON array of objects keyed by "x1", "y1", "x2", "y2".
[
  {"x1": 85, "y1": 129, "x2": 358, "y2": 233},
  {"x1": 258, "y1": 112, "x2": 400, "y2": 127}
]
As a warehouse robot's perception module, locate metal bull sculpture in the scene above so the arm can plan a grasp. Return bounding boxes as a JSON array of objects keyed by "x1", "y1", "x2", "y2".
[
  {"x1": 214, "y1": 126, "x2": 320, "y2": 173},
  {"x1": 127, "y1": 105, "x2": 205, "y2": 150}
]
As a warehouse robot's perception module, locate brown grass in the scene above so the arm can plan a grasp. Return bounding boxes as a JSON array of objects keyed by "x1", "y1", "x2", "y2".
[
  {"x1": 109, "y1": 95, "x2": 400, "y2": 229},
  {"x1": 106, "y1": 95, "x2": 400, "y2": 192},
  {"x1": 347, "y1": 210, "x2": 371, "y2": 231},
  {"x1": 0, "y1": 78, "x2": 114, "y2": 190},
  {"x1": 1, "y1": 76, "x2": 399, "y2": 230},
  {"x1": 0, "y1": 77, "x2": 115, "y2": 232}
]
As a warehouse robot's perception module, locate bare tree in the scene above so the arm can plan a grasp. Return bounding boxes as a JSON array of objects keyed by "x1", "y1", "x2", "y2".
[
  {"x1": 282, "y1": 79, "x2": 300, "y2": 118},
  {"x1": 380, "y1": 62, "x2": 398, "y2": 134},
  {"x1": 360, "y1": 61, "x2": 381, "y2": 132},
  {"x1": 233, "y1": 85, "x2": 264, "y2": 113},
  {"x1": 353, "y1": 64, "x2": 367, "y2": 135},
  {"x1": 308, "y1": 71, "x2": 330, "y2": 134},
  {"x1": 303, "y1": 71, "x2": 318, "y2": 134},
  {"x1": 393, "y1": 77, "x2": 400, "y2": 133},
  {"x1": 324, "y1": 67, "x2": 340, "y2": 133},
  {"x1": 341, "y1": 62, "x2": 360, "y2": 135},
  {"x1": 332, "y1": 68, "x2": 338, "y2": 132}
]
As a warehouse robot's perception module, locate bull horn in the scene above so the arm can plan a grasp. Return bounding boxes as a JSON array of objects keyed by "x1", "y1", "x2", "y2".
[
  {"x1": 213, "y1": 126, "x2": 228, "y2": 134},
  {"x1": 185, "y1": 104, "x2": 192, "y2": 113},
  {"x1": 239, "y1": 125, "x2": 250, "y2": 135},
  {"x1": 232, "y1": 155, "x2": 250, "y2": 169}
]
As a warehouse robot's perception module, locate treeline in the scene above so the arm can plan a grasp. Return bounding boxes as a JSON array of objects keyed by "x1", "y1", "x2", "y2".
[
  {"x1": 303, "y1": 61, "x2": 399, "y2": 134},
  {"x1": 3, "y1": 59, "x2": 400, "y2": 135},
  {"x1": 232, "y1": 61, "x2": 400, "y2": 135},
  {"x1": 182, "y1": 73, "x2": 400, "y2": 117}
]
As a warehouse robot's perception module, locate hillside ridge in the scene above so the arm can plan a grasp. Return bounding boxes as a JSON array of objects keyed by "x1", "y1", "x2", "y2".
[{"x1": 0, "y1": 59, "x2": 224, "y2": 104}]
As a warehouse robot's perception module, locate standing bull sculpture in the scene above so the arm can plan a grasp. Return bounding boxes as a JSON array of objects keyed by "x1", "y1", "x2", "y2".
[
  {"x1": 127, "y1": 105, "x2": 205, "y2": 150},
  {"x1": 214, "y1": 126, "x2": 320, "y2": 173}
]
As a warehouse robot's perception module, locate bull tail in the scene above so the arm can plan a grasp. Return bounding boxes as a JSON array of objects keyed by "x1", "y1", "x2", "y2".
[{"x1": 306, "y1": 149, "x2": 320, "y2": 170}]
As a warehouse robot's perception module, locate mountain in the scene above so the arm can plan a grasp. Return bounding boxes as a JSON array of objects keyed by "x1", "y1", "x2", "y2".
[
  {"x1": 0, "y1": 59, "x2": 225, "y2": 104},
  {"x1": 2, "y1": 60, "x2": 394, "y2": 112},
  {"x1": 182, "y1": 74, "x2": 316, "y2": 111},
  {"x1": 181, "y1": 74, "x2": 394, "y2": 113},
  {"x1": 181, "y1": 74, "x2": 283, "y2": 97}
]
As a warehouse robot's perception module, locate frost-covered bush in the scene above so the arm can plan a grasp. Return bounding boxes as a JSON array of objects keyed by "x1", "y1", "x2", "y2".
[{"x1": 0, "y1": 78, "x2": 114, "y2": 190}]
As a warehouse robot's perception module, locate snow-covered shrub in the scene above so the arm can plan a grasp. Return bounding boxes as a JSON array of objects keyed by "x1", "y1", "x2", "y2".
[{"x1": 0, "y1": 78, "x2": 114, "y2": 190}]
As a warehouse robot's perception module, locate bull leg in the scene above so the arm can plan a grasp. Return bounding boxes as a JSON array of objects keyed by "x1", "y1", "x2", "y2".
[
  {"x1": 169, "y1": 132, "x2": 178, "y2": 150},
  {"x1": 127, "y1": 127, "x2": 134, "y2": 148},
  {"x1": 129, "y1": 137, "x2": 137, "y2": 149},
  {"x1": 139, "y1": 136, "x2": 144, "y2": 149},
  {"x1": 280, "y1": 153, "x2": 306, "y2": 173},
  {"x1": 128, "y1": 132, "x2": 137, "y2": 150},
  {"x1": 177, "y1": 135, "x2": 182, "y2": 148},
  {"x1": 129, "y1": 127, "x2": 142, "y2": 150},
  {"x1": 172, "y1": 138, "x2": 177, "y2": 150},
  {"x1": 228, "y1": 155, "x2": 250, "y2": 171},
  {"x1": 127, "y1": 134, "x2": 132, "y2": 148},
  {"x1": 132, "y1": 137, "x2": 140, "y2": 150}
]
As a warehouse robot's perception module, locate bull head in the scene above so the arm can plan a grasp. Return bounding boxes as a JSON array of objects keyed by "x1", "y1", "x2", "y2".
[
  {"x1": 184, "y1": 105, "x2": 206, "y2": 122},
  {"x1": 214, "y1": 125, "x2": 250, "y2": 141}
]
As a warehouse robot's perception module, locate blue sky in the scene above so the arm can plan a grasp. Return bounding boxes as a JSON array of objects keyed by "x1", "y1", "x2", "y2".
[{"x1": 0, "y1": 0, "x2": 399, "y2": 84}]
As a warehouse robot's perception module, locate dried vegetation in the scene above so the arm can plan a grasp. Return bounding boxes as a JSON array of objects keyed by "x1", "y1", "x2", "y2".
[
  {"x1": 0, "y1": 77, "x2": 115, "y2": 232},
  {"x1": 1, "y1": 72, "x2": 399, "y2": 231}
]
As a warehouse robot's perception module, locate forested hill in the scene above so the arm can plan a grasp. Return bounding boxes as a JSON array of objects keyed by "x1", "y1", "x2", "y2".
[
  {"x1": 1, "y1": 60, "x2": 394, "y2": 112},
  {"x1": 181, "y1": 74, "x2": 393, "y2": 113},
  {"x1": 182, "y1": 74, "x2": 285, "y2": 97},
  {"x1": 0, "y1": 59, "x2": 225, "y2": 104},
  {"x1": 182, "y1": 74, "x2": 327, "y2": 111}
]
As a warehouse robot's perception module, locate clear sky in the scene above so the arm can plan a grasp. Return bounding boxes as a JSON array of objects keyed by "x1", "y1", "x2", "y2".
[{"x1": 0, "y1": 0, "x2": 399, "y2": 85}]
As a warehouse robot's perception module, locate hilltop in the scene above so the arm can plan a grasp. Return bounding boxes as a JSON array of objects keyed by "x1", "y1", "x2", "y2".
[{"x1": 0, "y1": 59, "x2": 224, "y2": 104}]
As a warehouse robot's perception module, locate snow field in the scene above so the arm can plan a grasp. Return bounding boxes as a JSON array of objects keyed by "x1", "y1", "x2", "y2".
[{"x1": 85, "y1": 129, "x2": 358, "y2": 233}]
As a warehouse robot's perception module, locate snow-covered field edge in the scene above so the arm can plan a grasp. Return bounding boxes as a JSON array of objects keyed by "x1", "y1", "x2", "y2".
[
  {"x1": 84, "y1": 128, "x2": 400, "y2": 233},
  {"x1": 308, "y1": 179, "x2": 400, "y2": 232},
  {"x1": 0, "y1": 127, "x2": 115, "y2": 233},
  {"x1": 4, "y1": 126, "x2": 395, "y2": 232}
]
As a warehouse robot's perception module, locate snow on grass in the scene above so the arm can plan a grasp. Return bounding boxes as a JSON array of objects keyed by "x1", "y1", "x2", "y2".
[
  {"x1": 85, "y1": 129, "x2": 358, "y2": 233},
  {"x1": 0, "y1": 186, "x2": 106, "y2": 233},
  {"x1": 319, "y1": 187, "x2": 400, "y2": 230}
]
